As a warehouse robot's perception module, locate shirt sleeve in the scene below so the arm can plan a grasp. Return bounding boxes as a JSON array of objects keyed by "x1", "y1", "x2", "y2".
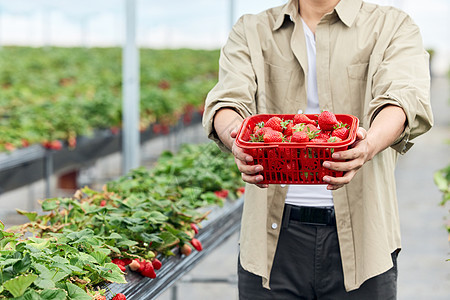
[
  {"x1": 202, "y1": 15, "x2": 257, "y2": 152},
  {"x1": 367, "y1": 14, "x2": 433, "y2": 154}
]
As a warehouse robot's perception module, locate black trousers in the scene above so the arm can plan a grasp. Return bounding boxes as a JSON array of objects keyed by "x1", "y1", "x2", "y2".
[{"x1": 238, "y1": 213, "x2": 398, "y2": 300}]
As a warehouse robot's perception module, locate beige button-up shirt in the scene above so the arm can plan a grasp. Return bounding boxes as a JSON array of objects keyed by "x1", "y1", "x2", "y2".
[{"x1": 202, "y1": 0, "x2": 433, "y2": 291}]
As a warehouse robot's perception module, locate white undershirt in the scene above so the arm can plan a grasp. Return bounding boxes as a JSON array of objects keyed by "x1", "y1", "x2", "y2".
[{"x1": 285, "y1": 18, "x2": 333, "y2": 207}]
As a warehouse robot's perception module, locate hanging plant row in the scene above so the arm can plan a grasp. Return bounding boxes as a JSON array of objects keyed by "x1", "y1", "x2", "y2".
[
  {"x1": 0, "y1": 47, "x2": 219, "y2": 152},
  {"x1": 0, "y1": 143, "x2": 244, "y2": 299}
]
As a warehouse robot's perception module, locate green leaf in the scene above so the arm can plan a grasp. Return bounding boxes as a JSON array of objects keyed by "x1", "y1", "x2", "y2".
[
  {"x1": 90, "y1": 251, "x2": 107, "y2": 265},
  {"x1": 33, "y1": 263, "x2": 69, "y2": 282},
  {"x1": 40, "y1": 288, "x2": 67, "y2": 300},
  {"x1": 3, "y1": 273, "x2": 38, "y2": 297},
  {"x1": 41, "y1": 198, "x2": 59, "y2": 211},
  {"x1": 100, "y1": 263, "x2": 127, "y2": 284},
  {"x1": 34, "y1": 277, "x2": 55, "y2": 289},
  {"x1": 15, "y1": 209, "x2": 38, "y2": 222},
  {"x1": 434, "y1": 170, "x2": 449, "y2": 192},
  {"x1": 140, "y1": 233, "x2": 163, "y2": 244},
  {"x1": 65, "y1": 282, "x2": 92, "y2": 300},
  {"x1": 13, "y1": 253, "x2": 32, "y2": 274}
]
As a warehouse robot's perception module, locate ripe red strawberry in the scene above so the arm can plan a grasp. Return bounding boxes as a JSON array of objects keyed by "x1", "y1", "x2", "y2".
[
  {"x1": 293, "y1": 113, "x2": 315, "y2": 125},
  {"x1": 318, "y1": 111, "x2": 339, "y2": 131},
  {"x1": 138, "y1": 259, "x2": 147, "y2": 272},
  {"x1": 112, "y1": 258, "x2": 125, "y2": 266},
  {"x1": 263, "y1": 130, "x2": 283, "y2": 143},
  {"x1": 190, "y1": 238, "x2": 203, "y2": 251},
  {"x1": 121, "y1": 258, "x2": 132, "y2": 265},
  {"x1": 291, "y1": 131, "x2": 309, "y2": 142},
  {"x1": 152, "y1": 258, "x2": 162, "y2": 270},
  {"x1": 100, "y1": 200, "x2": 107, "y2": 207},
  {"x1": 180, "y1": 244, "x2": 192, "y2": 256},
  {"x1": 141, "y1": 262, "x2": 156, "y2": 278},
  {"x1": 281, "y1": 120, "x2": 294, "y2": 136},
  {"x1": 49, "y1": 140, "x2": 63, "y2": 150},
  {"x1": 112, "y1": 293, "x2": 127, "y2": 300},
  {"x1": 252, "y1": 122, "x2": 265, "y2": 134},
  {"x1": 190, "y1": 223, "x2": 199, "y2": 234},
  {"x1": 237, "y1": 186, "x2": 245, "y2": 197},
  {"x1": 331, "y1": 123, "x2": 349, "y2": 140},
  {"x1": 214, "y1": 189, "x2": 229, "y2": 199},
  {"x1": 302, "y1": 123, "x2": 319, "y2": 133},
  {"x1": 317, "y1": 131, "x2": 331, "y2": 140},
  {"x1": 264, "y1": 117, "x2": 283, "y2": 132}
]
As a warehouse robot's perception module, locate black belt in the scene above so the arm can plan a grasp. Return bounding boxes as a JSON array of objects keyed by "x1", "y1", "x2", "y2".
[{"x1": 284, "y1": 204, "x2": 336, "y2": 226}]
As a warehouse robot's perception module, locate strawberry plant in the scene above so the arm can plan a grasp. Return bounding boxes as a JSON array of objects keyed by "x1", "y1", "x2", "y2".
[
  {"x1": 0, "y1": 47, "x2": 219, "y2": 152},
  {"x1": 0, "y1": 143, "x2": 243, "y2": 297}
]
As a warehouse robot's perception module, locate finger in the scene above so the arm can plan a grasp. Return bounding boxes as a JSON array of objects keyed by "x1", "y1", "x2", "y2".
[
  {"x1": 242, "y1": 172, "x2": 265, "y2": 185},
  {"x1": 356, "y1": 127, "x2": 367, "y2": 140},
  {"x1": 236, "y1": 159, "x2": 264, "y2": 175},
  {"x1": 230, "y1": 129, "x2": 238, "y2": 138},
  {"x1": 232, "y1": 145, "x2": 253, "y2": 163},
  {"x1": 331, "y1": 148, "x2": 362, "y2": 161},
  {"x1": 323, "y1": 159, "x2": 363, "y2": 173},
  {"x1": 326, "y1": 184, "x2": 344, "y2": 190},
  {"x1": 323, "y1": 170, "x2": 356, "y2": 186}
]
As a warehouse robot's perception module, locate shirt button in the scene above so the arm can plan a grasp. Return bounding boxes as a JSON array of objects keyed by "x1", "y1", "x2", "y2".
[{"x1": 271, "y1": 223, "x2": 278, "y2": 229}]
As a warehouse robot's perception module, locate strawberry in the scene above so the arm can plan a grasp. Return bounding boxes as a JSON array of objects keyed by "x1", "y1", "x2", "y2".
[
  {"x1": 302, "y1": 123, "x2": 319, "y2": 133},
  {"x1": 180, "y1": 244, "x2": 192, "y2": 256},
  {"x1": 293, "y1": 113, "x2": 315, "y2": 125},
  {"x1": 291, "y1": 131, "x2": 309, "y2": 142},
  {"x1": 190, "y1": 238, "x2": 203, "y2": 251},
  {"x1": 152, "y1": 258, "x2": 162, "y2": 270},
  {"x1": 4, "y1": 143, "x2": 15, "y2": 151},
  {"x1": 93, "y1": 294, "x2": 106, "y2": 300},
  {"x1": 118, "y1": 264, "x2": 126, "y2": 272},
  {"x1": 263, "y1": 130, "x2": 283, "y2": 143},
  {"x1": 141, "y1": 262, "x2": 156, "y2": 278},
  {"x1": 112, "y1": 258, "x2": 125, "y2": 266},
  {"x1": 100, "y1": 200, "x2": 107, "y2": 207},
  {"x1": 129, "y1": 259, "x2": 141, "y2": 271},
  {"x1": 138, "y1": 259, "x2": 147, "y2": 272},
  {"x1": 21, "y1": 139, "x2": 30, "y2": 148},
  {"x1": 112, "y1": 293, "x2": 127, "y2": 300},
  {"x1": 281, "y1": 120, "x2": 294, "y2": 136},
  {"x1": 317, "y1": 131, "x2": 331, "y2": 140},
  {"x1": 331, "y1": 123, "x2": 349, "y2": 140},
  {"x1": 252, "y1": 122, "x2": 265, "y2": 134},
  {"x1": 264, "y1": 117, "x2": 283, "y2": 132},
  {"x1": 318, "y1": 111, "x2": 339, "y2": 131},
  {"x1": 214, "y1": 189, "x2": 229, "y2": 199},
  {"x1": 121, "y1": 258, "x2": 132, "y2": 266},
  {"x1": 190, "y1": 223, "x2": 199, "y2": 234},
  {"x1": 237, "y1": 186, "x2": 245, "y2": 197},
  {"x1": 292, "y1": 123, "x2": 305, "y2": 132}
]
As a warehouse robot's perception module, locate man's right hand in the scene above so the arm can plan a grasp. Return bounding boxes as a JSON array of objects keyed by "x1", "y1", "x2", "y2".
[
  {"x1": 213, "y1": 108, "x2": 268, "y2": 188},
  {"x1": 230, "y1": 129, "x2": 268, "y2": 188}
]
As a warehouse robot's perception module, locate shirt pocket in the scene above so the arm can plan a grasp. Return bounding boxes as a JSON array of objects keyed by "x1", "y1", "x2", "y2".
[
  {"x1": 263, "y1": 63, "x2": 294, "y2": 113},
  {"x1": 264, "y1": 62, "x2": 292, "y2": 82},
  {"x1": 346, "y1": 63, "x2": 369, "y2": 120}
]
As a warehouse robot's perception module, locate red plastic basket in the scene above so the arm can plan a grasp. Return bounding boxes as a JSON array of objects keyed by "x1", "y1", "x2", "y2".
[{"x1": 235, "y1": 114, "x2": 359, "y2": 184}]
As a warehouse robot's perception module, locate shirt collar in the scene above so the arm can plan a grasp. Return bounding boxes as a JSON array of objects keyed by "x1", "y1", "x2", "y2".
[
  {"x1": 273, "y1": 0, "x2": 362, "y2": 31},
  {"x1": 273, "y1": 0, "x2": 299, "y2": 31},
  {"x1": 335, "y1": 0, "x2": 362, "y2": 27}
]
